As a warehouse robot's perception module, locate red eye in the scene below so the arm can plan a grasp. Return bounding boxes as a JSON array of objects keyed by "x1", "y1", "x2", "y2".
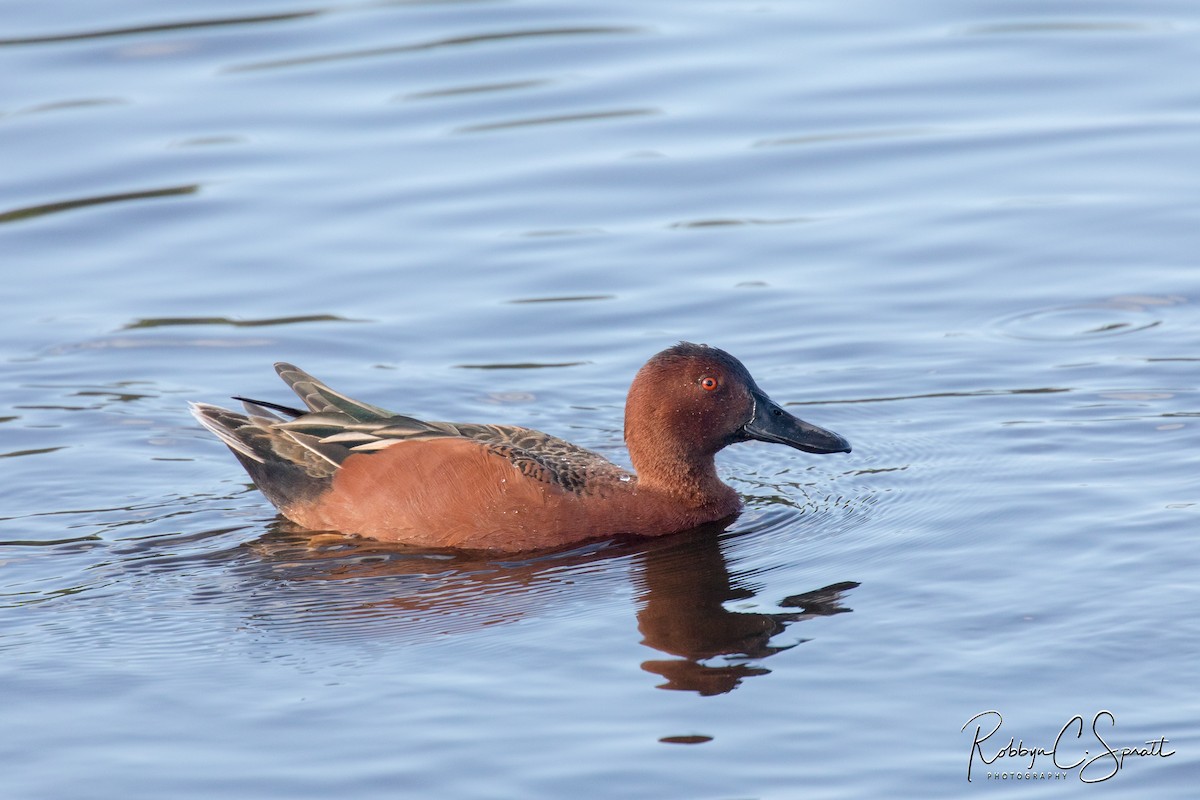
[{"x1": 700, "y1": 376, "x2": 719, "y2": 391}]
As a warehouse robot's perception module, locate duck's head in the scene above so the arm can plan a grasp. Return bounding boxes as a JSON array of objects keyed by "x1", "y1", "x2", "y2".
[{"x1": 624, "y1": 342, "x2": 851, "y2": 466}]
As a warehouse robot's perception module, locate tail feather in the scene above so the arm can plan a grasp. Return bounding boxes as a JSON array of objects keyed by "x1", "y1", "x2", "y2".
[
  {"x1": 190, "y1": 401, "x2": 337, "y2": 510},
  {"x1": 274, "y1": 362, "x2": 393, "y2": 421},
  {"x1": 194, "y1": 363, "x2": 409, "y2": 515},
  {"x1": 190, "y1": 402, "x2": 266, "y2": 463},
  {"x1": 233, "y1": 396, "x2": 305, "y2": 419}
]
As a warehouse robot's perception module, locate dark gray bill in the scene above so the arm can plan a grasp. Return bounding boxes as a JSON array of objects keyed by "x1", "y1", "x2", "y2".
[{"x1": 741, "y1": 390, "x2": 851, "y2": 454}]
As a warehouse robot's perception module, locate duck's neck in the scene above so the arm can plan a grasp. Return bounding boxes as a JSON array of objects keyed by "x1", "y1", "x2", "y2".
[
  {"x1": 628, "y1": 441, "x2": 736, "y2": 510},
  {"x1": 622, "y1": 363, "x2": 739, "y2": 512}
]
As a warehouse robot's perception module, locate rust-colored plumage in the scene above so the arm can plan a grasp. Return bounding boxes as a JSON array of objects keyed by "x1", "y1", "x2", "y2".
[{"x1": 192, "y1": 343, "x2": 850, "y2": 551}]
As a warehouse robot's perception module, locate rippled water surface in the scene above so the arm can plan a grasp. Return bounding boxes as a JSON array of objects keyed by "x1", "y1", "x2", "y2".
[{"x1": 3, "y1": 0, "x2": 1199, "y2": 797}]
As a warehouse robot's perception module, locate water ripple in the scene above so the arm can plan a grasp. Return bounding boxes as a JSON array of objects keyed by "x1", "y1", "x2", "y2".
[
  {"x1": 456, "y1": 108, "x2": 657, "y2": 133},
  {"x1": 225, "y1": 26, "x2": 644, "y2": 73},
  {"x1": 957, "y1": 20, "x2": 1175, "y2": 37},
  {"x1": 0, "y1": 185, "x2": 199, "y2": 224},
  {"x1": 402, "y1": 79, "x2": 551, "y2": 101},
  {"x1": 992, "y1": 295, "x2": 1186, "y2": 342},
  {"x1": 0, "y1": 10, "x2": 319, "y2": 46},
  {"x1": 121, "y1": 314, "x2": 363, "y2": 330}
]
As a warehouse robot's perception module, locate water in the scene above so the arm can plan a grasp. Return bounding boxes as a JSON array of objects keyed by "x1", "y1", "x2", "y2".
[{"x1": 3, "y1": 0, "x2": 1198, "y2": 797}]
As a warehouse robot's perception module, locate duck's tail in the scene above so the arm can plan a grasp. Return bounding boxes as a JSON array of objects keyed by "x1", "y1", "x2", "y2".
[{"x1": 190, "y1": 400, "x2": 336, "y2": 511}]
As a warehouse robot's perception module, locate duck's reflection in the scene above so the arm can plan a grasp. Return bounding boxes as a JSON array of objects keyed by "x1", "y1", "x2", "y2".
[
  {"x1": 244, "y1": 520, "x2": 858, "y2": 695},
  {"x1": 632, "y1": 526, "x2": 858, "y2": 695}
]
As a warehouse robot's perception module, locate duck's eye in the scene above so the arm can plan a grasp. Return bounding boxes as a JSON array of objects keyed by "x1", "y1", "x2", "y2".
[{"x1": 700, "y1": 376, "x2": 719, "y2": 391}]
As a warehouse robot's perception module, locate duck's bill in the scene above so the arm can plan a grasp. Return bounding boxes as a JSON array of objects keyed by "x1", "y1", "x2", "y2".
[{"x1": 741, "y1": 392, "x2": 851, "y2": 455}]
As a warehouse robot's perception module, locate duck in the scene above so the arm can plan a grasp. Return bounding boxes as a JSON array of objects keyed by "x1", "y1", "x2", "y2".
[{"x1": 191, "y1": 342, "x2": 850, "y2": 551}]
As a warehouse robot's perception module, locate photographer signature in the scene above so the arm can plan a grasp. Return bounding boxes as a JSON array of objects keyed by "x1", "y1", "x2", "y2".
[{"x1": 961, "y1": 710, "x2": 1174, "y2": 783}]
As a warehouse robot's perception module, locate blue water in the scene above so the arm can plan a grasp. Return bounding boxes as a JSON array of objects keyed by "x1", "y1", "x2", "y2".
[{"x1": 3, "y1": 1, "x2": 1198, "y2": 797}]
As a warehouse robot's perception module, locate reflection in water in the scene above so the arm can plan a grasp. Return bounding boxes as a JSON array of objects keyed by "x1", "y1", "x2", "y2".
[
  {"x1": 243, "y1": 521, "x2": 858, "y2": 695},
  {"x1": 242, "y1": 522, "x2": 626, "y2": 637},
  {"x1": 633, "y1": 527, "x2": 858, "y2": 695}
]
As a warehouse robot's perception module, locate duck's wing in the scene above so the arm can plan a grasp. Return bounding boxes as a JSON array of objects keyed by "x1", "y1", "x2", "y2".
[
  {"x1": 277, "y1": 416, "x2": 628, "y2": 494},
  {"x1": 196, "y1": 363, "x2": 629, "y2": 493},
  {"x1": 433, "y1": 422, "x2": 630, "y2": 493}
]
